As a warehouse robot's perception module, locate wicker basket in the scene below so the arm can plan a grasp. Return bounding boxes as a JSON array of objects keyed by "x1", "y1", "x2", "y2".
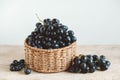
[{"x1": 24, "y1": 39, "x2": 76, "y2": 73}]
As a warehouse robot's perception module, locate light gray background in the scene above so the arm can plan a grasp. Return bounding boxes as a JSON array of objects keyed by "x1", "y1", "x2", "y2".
[{"x1": 0, "y1": 0, "x2": 120, "y2": 45}]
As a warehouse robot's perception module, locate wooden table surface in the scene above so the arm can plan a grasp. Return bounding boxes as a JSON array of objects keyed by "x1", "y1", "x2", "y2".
[{"x1": 0, "y1": 45, "x2": 120, "y2": 80}]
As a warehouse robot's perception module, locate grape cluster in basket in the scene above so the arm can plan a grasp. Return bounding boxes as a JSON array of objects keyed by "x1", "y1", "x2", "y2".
[
  {"x1": 27, "y1": 18, "x2": 77, "y2": 49},
  {"x1": 68, "y1": 55, "x2": 111, "y2": 73}
]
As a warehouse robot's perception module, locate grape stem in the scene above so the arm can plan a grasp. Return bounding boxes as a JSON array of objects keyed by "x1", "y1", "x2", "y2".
[{"x1": 35, "y1": 13, "x2": 44, "y2": 24}]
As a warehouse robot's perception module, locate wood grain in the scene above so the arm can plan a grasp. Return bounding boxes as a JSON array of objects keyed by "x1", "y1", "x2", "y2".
[{"x1": 0, "y1": 45, "x2": 120, "y2": 80}]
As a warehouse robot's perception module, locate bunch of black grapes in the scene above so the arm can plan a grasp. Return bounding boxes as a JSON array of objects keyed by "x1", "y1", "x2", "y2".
[
  {"x1": 10, "y1": 59, "x2": 31, "y2": 74},
  {"x1": 68, "y1": 55, "x2": 111, "y2": 73},
  {"x1": 27, "y1": 18, "x2": 77, "y2": 49}
]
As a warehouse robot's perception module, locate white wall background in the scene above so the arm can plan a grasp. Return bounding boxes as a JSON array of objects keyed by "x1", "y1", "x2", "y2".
[{"x1": 0, "y1": 0, "x2": 120, "y2": 45}]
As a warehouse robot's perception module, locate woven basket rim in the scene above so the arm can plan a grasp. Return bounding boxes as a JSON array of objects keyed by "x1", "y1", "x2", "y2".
[{"x1": 24, "y1": 38, "x2": 76, "y2": 52}]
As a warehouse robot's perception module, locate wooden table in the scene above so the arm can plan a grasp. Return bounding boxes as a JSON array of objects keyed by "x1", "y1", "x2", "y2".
[{"x1": 0, "y1": 45, "x2": 120, "y2": 80}]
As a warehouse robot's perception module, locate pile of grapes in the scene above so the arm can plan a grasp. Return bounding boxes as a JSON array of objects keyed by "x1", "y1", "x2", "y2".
[
  {"x1": 10, "y1": 59, "x2": 25, "y2": 71},
  {"x1": 10, "y1": 59, "x2": 31, "y2": 74},
  {"x1": 27, "y1": 18, "x2": 77, "y2": 49},
  {"x1": 68, "y1": 55, "x2": 111, "y2": 73}
]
